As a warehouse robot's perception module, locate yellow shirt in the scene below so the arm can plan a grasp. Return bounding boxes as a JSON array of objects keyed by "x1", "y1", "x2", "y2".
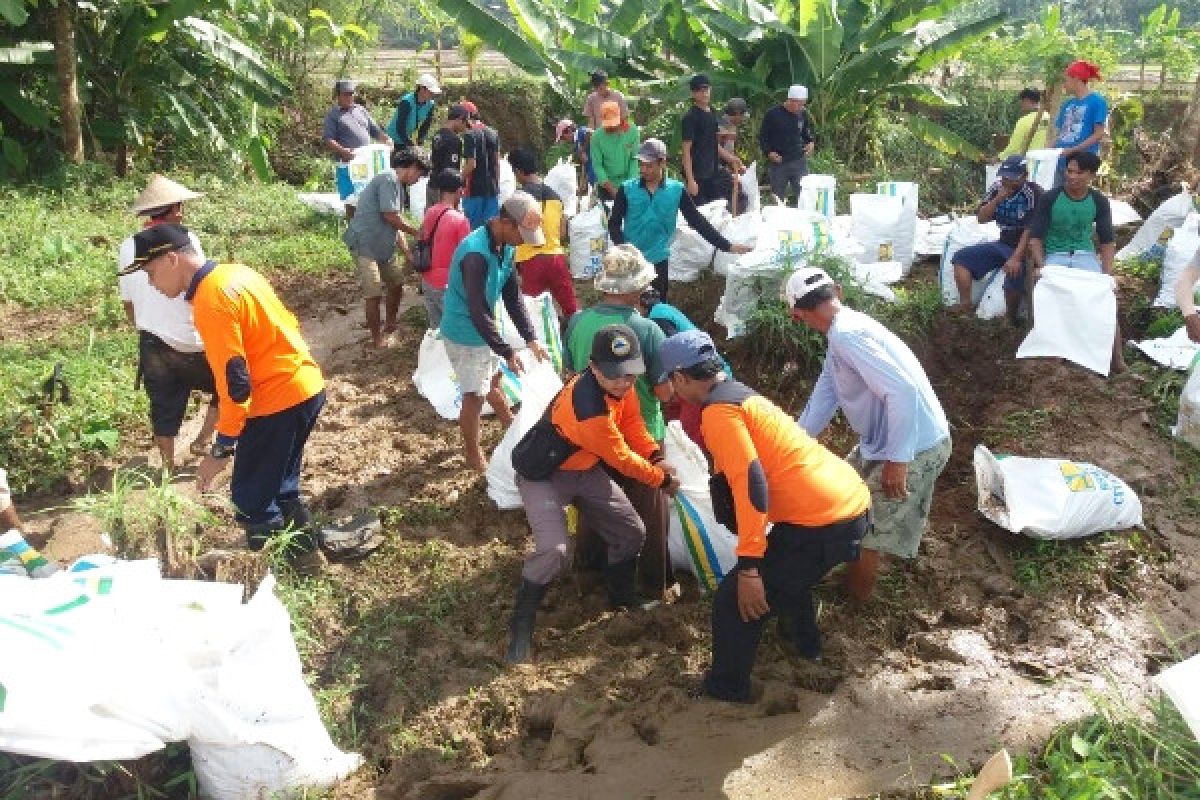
[
  {"x1": 1000, "y1": 111, "x2": 1050, "y2": 157},
  {"x1": 514, "y1": 180, "x2": 566, "y2": 261}
]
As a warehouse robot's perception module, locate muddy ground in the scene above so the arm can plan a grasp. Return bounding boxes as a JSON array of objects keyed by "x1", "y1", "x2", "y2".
[{"x1": 18, "y1": 262, "x2": 1200, "y2": 799}]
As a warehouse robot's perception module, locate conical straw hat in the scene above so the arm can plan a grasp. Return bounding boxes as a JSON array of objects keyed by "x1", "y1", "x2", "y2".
[{"x1": 130, "y1": 174, "x2": 204, "y2": 214}]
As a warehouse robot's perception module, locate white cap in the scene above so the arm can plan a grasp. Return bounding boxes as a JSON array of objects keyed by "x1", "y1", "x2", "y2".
[
  {"x1": 416, "y1": 73, "x2": 442, "y2": 94},
  {"x1": 788, "y1": 84, "x2": 809, "y2": 101},
  {"x1": 784, "y1": 267, "x2": 834, "y2": 309}
]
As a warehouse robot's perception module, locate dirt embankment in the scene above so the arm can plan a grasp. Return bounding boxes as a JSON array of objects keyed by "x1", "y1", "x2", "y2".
[{"x1": 21, "y1": 266, "x2": 1199, "y2": 800}]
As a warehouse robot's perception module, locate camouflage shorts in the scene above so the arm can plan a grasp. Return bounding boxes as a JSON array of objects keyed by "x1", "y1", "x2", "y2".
[{"x1": 848, "y1": 437, "x2": 951, "y2": 559}]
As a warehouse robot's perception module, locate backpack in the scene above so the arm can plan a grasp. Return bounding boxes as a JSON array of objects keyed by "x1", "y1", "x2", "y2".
[{"x1": 413, "y1": 207, "x2": 452, "y2": 274}]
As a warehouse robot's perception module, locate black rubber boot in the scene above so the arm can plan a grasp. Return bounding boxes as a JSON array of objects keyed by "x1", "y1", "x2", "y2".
[
  {"x1": 278, "y1": 499, "x2": 319, "y2": 553},
  {"x1": 505, "y1": 579, "x2": 548, "y2": 664},
  {"x1": 605, "y1": 558, "x2": 641, "y2": 610}
]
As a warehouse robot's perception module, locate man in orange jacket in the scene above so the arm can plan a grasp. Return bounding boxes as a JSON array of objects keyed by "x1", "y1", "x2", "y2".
[
  {"x1": 122, "y1": 224, "x2": 327, "y2": 553},
  {"x1": 506, "y1": 324, "x2": 682, "y2": 663},
  {"x1": 660, "y1": 329, "x2": 871, "y2": 703}
]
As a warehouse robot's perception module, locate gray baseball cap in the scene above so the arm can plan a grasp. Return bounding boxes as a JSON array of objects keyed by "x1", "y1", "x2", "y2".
[{"x1": 636, "y1": 138, "x2": 668, "y2": 162}]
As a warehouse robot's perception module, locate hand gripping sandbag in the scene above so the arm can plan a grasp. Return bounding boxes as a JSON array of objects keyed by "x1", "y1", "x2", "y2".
[
  {"x1": 661, "y1": 422, "x2": 738, "y2": 592},
  {"x1": 973, "y1": 445, "x2": 1142, "y2": 539},
  {"x1": 1017, "y1": 266, "x2": 1117, "y2": 376},
  {"x1": 486, "y1": 353, "x2": 565, "y2": 509}
]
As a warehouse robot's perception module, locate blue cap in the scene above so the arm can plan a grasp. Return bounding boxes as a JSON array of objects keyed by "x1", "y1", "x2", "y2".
[
  {"x1": 659, "y1": 329, "x2": 720, "y2": 376},
  {"x1": 997, "y1": 154, "x2": 1028, "y2": 179}
]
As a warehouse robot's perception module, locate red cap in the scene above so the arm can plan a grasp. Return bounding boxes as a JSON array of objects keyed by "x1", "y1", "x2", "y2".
[{"x1": 1065, "y1": 60, "x2": 1102, "y2": 82}]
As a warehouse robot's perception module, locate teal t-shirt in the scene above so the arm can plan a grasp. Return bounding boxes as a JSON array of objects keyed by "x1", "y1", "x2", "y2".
[
  {"x1": 565, "y1": 304, "x2": 666, "y2": 441},
  {"x1": 1044, "y1": 190, "x2": 1098, "y2": 254}
]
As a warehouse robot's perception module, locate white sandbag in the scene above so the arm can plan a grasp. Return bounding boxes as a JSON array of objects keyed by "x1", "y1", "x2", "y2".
[
  {"x1": 799, "y1": 174, "x2": 837, "y2": 220},
  {"x1": 1017, "y1": 265, "x2": 1117, "y2": 376},
  {"x1": 1024, "y1": 148, "x2": 1062, "y2": 191},
  {"x1": 409, "y1": 176, "x2": 428, "y2": 221},
  {"x1": 497, "y1": 155, "x2": 517, "y2": 205},
  {"x1": 938, "y1": 218, "x2": 1002, "y2": 305},
  {"x1": 413, "y1": 331, "x2": 503, "y2": 420},
  {"x1": 876, "y1": 182, "x2": 919, "y2": 273},
  {"x1": 1177, "y1": 354, "x2": 1200, "y2": 449},
  {"x1": 662, "y1": 422, "x2": 738, "y2": 592},
  {"x1": 713, "y1": 211, "x2": 763, "y2": 275},
  {"x1": 189, "y1": 576, "x2": 363, "y2": 800},
  {"x1": 1117, "y1": 184, "x2": 1195, "y2": 261},
  {"x1": 336, "y1": 144, "x2": 391, "y2": 196},
  {"x1": 975, "y1": 270, "x2": 1009, "y2": 320},
  {"x1": 915, "y1": 215, "x2": 954, "y2": 258},
  {"x1": 851, "y1": 193, "x2": 913, "y2": 270},
  {"x1": 568, "y1": 203, "x2": 609, "y2": 279},
  {"x1": 973, "y1": 444, "x2": 1143, "y2": 539},
  {"x1": 877, "y1": 180, "x2": 918, "y2": 213},
  {"x1": 545, "y1": 159, "x2": 579, "y2": 218},
  {"x1": 295, "y1": 192, "x2": 346, "y2": 217},
  {"x1": 739, "y1": 162, "x2": 760, "y2": 213},
  {"x1": 984, "y1": 163, "x2": 999, "y2": 194},
  {"x1": 1109, "y1": 199, "x2": 1142, "y2": 227},
  {"x1": 1134, "y1": 326, "x2": 1200, "y2": 370},
  {"x1": 485, "y1": 353, "x2": 564, "y2": 509},
  {"x1": 669, "y1": 227, "x2": 717, "y2": 281},
  {"x1": 1155, "y1": 653, "x2": 1200, "y2": 743},
  {"x1": 1155, "y1": 214, "x2": 1200, "y2": 307}
]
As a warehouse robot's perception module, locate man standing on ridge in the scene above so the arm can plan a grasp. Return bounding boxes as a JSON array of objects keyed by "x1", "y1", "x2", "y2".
[{"x1": 388, "y1": 73, "x2": 441, "y2": 147}]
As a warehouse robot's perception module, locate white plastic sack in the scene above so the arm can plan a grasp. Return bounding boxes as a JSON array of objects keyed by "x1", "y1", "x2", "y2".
[
  {"x1": 973, "y1": 444, "x2": 1143, "y2": 539},
  {"x1": 497, "y1": 155, "x2": 517, "y2": 205},
  {"x1": 1134, "y1": 326, "x2": 1200, "y2": 370},
  {"x1": 668, "y1": 227, "x2": 717, "y2": 281},
  {"x1": 1024, "y1": 148, "x2": 1062, "y2": 191},
  {"x1": 295, "y1": 192, "x2": 346, "y2": 217},
  {"x1": 799, "y1": 174, "x2": 837, "y2": 220},
  {"x1": 662, "y1": 422, "x2": 738, "y2": 592},
  {"x1": 1117, "y1": 184, "x2": 1195, "y2": 261},
  {"x1": 915, "y1": 215, "x2": 954, "y2": 258},
  {"x1": 739, "y1": 162, "x2": 760, "y2": 213},
  {"x1": 568, "y1": 203, "x2": 609, "y2": 279},
  {"x1": 876, "y1": 182, "x2": 919, "y2": 273},
  {"x1": 984, "y1": 163, "x2": 999, "y2": 194},
  {"x1": 713, "y1": 211, "x2": 763, "y2": 275},
  {"x1": 485, "y1": 353, "x2": 564, "y2": 509},
  {"x1": 409, "y1": 176, "x2": 428, "y2": 221},
  {"x1": 975, "y1": 271, "x2": 1009, "y2": 320},
  {"x1": 1156, "y1": 214, "x2": 1200, "y2": 308},
  {"x1": 337, "y1": 144, "x2": 391, "y2": 196},
  {"x1": 851, "y1": 193, "x2": 913, "y2": 270},
  {"x1": 1016, "y1": 265, "x2": 1117, "y2": 376},
  {"x1": 938, "y1": 218, "x2": 1002, "y2": 305},
  {"x1": 413, "y1": 331, "x2": 502, "y2": 420},
  {"x1": 1155, "y1": 653, "x2": 1200, "y2": 743},
  {"x1": 1109, "y1": 199, "x2": 1142, "y2": 227},
  {"x1": 545, "y1": 158, "x2": 579, "y2": 218},
  {"x1": 1177, "y1": 355, "x2": 1200, "y2": 449}
]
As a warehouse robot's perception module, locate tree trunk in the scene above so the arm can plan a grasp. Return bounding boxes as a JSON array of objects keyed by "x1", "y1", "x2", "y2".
[
  {"x1": 52, "y1": 1, "x2": 84, "y2": 164},
  {"x1": 434, "y1": 30, "x2": 443, "y2": 85},
  {"x1": 1178, "y1": 69, "x2": 1200, "y2": 171}
]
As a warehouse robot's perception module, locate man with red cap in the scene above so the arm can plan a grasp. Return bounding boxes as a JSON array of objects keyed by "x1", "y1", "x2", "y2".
[{"x1": 1051, "y1": 60, "x2": 1107, "y2": 188}]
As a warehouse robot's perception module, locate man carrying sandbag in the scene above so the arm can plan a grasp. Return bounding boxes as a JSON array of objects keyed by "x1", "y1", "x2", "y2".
[
  {"x1": 506, "y1": 324, "x2": 682, "y2": 663},
  {"x1": 789, "y1": 267, "x2": 951, "y2": 603},
  {"x1": 608, "y1": 138, "x2": 750, "y2": 301},
  {"x1": 1026, "y1": 151, "x2": 1125, "y2": 373},
  {"x1": 659, "y1": 329, "x2": 870, "y2": 702},
  {"x1": 565, "y1": 245, "x2": 674, "y2": 592}
]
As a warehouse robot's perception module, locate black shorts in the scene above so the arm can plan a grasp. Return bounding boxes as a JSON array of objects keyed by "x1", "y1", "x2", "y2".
[{"x1": 139, "y1": 331, "x2": 217, "y2": 437}]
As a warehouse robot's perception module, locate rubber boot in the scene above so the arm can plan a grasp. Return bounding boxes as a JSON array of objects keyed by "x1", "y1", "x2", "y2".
[
  {"x1": 604, "y1": 558, "x2": 640, "y2": 610},
  {"x1": 505, "y1": 579, "x2": 548, "y2": 664},
  {"x1": 279, "y1": 499, "x2": 319, "y2": 553}
]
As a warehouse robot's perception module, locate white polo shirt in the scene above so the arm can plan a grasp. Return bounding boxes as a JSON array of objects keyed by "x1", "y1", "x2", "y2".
[{"x1": 117, "y1": 232, "x2": 207, "y2": 354}]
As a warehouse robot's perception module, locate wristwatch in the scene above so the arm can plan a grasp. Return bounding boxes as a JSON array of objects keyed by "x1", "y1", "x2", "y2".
[{"x1": 209, "y1": 441, "x2": 236, "y2": 459}]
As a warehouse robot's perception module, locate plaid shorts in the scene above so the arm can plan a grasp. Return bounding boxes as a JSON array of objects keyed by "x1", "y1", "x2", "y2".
[{"x1": 848, "y1": 437, "x2": 951, "y2": 559}]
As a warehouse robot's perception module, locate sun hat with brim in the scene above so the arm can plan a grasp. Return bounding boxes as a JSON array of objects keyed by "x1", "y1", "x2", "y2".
[
  {"x1": 416, "y1": 73, "x2": 442, "y2": 94},
  {"x1": 117, "y1": 223, "x2": 193, "y2": 276},
  {"x1": 502, "y1": 191, "x2": 546, "y2": 246},
  {"x1": 595, "y1": 243, "x2": 656, "y2": 294},
  {"x1": 130, "y1": 174, "x2": 203, "y2": 216},
  {"x1": 659, "y1": 329, "x2": 720, "y2": 375},
  {"x1": 784, "y1": 266, "x2": 835, "y2": 309},
  {"x1": 590, "y1": 323, "x2": 646, "y2": 379}
]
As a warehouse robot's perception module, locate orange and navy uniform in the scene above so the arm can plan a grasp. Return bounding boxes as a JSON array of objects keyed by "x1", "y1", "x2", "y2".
[
  {"x1": 187, "y1": 262, "x2": 324, "y2": 441},
  {"x1": 551, "y1": 370, "x2": 671, "y2": 489},
  {"x1": 701, "y1": 380, "x2": 870, "y2": 566}
]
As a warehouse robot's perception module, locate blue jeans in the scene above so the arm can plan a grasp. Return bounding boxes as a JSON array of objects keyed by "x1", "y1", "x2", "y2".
[
  {"x1": 231, "y1": 390, "x2": 326, "y2": 534},
  {"x1": 1045, "y1": 251, "x2": 1102, "y2": 272}
]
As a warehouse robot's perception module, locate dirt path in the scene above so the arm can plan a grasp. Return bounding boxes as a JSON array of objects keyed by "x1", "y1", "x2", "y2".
[{"x1": 20, "y1": 268, "x2": 1198, "y2": 799}]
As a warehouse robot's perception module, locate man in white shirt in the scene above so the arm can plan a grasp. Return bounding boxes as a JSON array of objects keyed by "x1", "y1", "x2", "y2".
[{"x1": 118, "y1": 175, "x2": 218, "y2": 468}]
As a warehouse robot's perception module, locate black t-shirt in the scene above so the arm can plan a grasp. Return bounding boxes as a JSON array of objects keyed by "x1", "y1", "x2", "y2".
[
  {"x1": 431, "y1": 127, "x2": 462, "y2": 174},
  {"x1": 463, "y1": 125, "x2": 500, "y2": 197},
  {"x1": 681, "y1": 105, "x2": 719, "y2": 180}
]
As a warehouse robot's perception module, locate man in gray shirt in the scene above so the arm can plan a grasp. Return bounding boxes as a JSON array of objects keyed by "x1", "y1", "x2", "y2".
[
  {"x1": 342, "y1": 148, "x2": 429, "y2": 346},
  {"x1": 323, "y1": 78, "x2": 392, "y2": 161}
]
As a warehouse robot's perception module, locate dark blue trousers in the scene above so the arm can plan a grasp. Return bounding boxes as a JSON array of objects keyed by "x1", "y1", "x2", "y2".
[
  {"x1": 704, "y1": 512, "x2": 868, "y2": 702},
  {"x1": 230, "y1": 390, "x2": 326, "y2": 534}
]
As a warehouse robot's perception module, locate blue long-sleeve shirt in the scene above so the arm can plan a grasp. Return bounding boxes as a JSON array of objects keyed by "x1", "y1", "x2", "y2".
[{"x1": 797, "y1": 308, "x2": 948, "y2": 463}]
